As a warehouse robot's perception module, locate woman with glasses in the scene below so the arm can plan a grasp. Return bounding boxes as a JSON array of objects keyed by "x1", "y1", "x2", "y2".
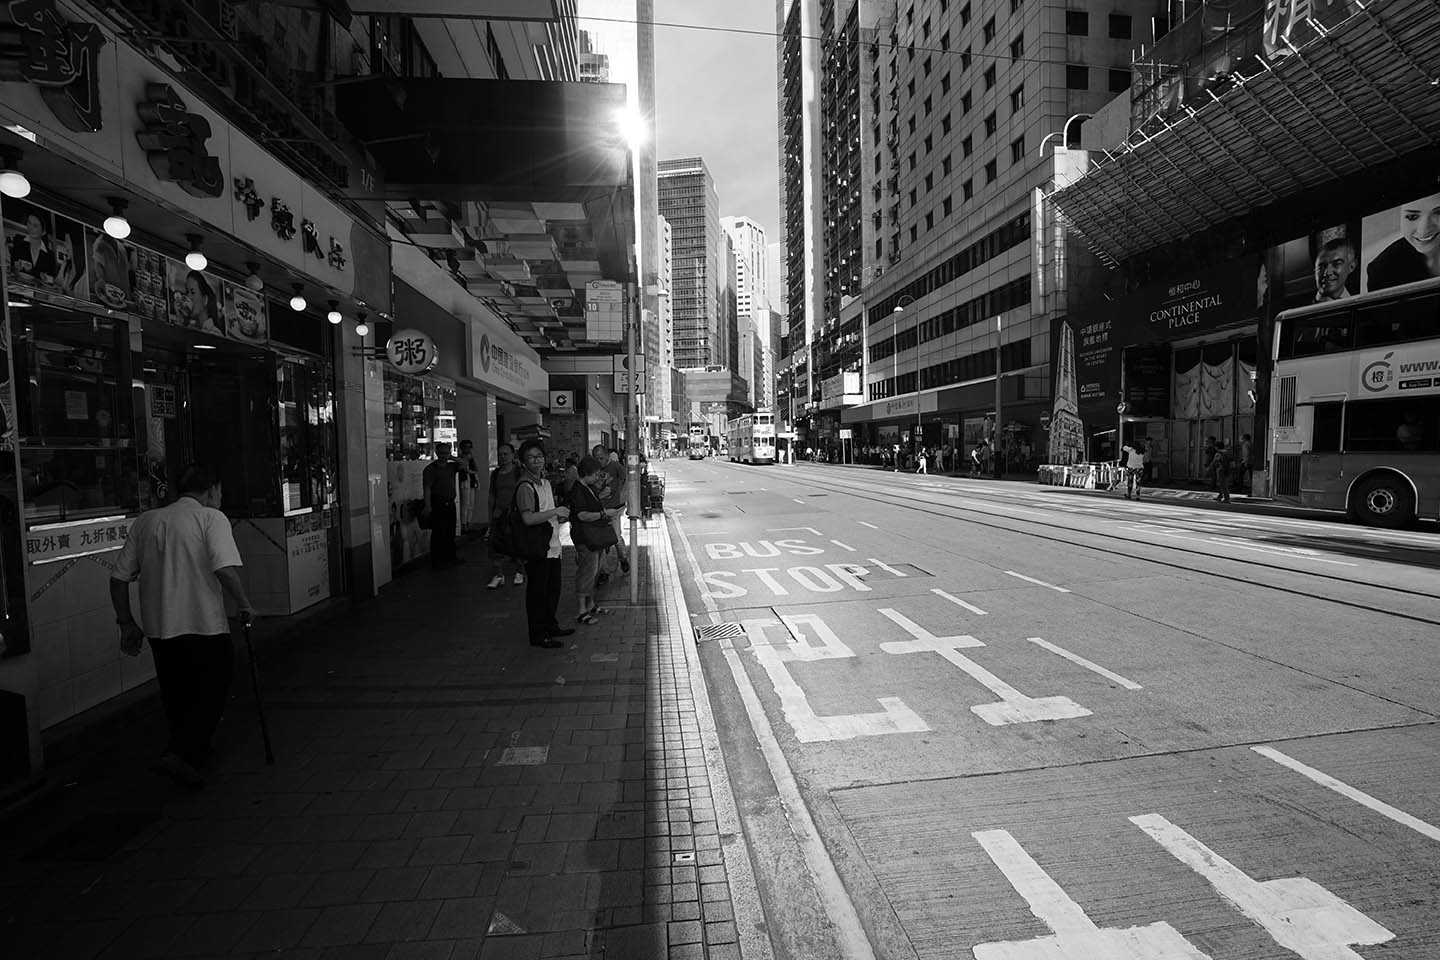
[{"x1": 514, "y1": 440, "x2": 573, "y2": 648}]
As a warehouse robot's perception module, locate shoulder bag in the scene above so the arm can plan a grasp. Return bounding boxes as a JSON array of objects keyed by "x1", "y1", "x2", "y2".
[
  {"x1": 570, "y1": 482, "x2": 618, "y2": 551},
  {"x1": 492, "y1": 480, "x2": 553, "y2": 561}
]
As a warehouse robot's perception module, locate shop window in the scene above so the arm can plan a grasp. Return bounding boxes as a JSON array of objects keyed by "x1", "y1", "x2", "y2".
[
  {"x1": 13, "y1": 309, "x2": 138, "y2": 523},
  {"x1": 277, "y1": 358, "x2": 339, "y2": 513}
]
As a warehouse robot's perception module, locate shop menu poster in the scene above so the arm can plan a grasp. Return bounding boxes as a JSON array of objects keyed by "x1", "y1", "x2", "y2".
[
  {"x1": 165, "y1": 258, "x2": 224, "y2": 336},
  {"x1": 2, "y1": 197, "x2": 89, "y2": 300},
  {"x1": 222, "y1": 281, "x2": 267, "y2": 343}
]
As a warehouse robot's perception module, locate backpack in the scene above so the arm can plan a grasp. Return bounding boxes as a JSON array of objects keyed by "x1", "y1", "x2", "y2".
[{"x1": 490, "y1": 480, "x2": 552, "y2": 561}]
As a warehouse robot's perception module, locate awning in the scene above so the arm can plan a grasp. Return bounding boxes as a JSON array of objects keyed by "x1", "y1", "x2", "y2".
[{"x1": 1047, "y1": 0, "x2": 1440, "y2": 265}]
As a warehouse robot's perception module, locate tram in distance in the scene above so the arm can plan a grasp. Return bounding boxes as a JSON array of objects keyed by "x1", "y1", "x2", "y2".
[{"x1": 726, "y1": 411, "x2": 776, "y2": 465}]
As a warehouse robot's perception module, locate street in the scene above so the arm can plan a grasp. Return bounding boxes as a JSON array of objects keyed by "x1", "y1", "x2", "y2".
[{"x1": 662, "y1": 458, "x2": 1440, "y2": 960}]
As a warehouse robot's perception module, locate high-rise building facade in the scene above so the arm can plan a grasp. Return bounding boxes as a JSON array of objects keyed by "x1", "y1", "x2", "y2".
[
  {"x1": 656, "y1": 215, "x2": 676, "y2": 427},
  {"x1": 723, "y1": 217, "x2": 775, "y2": 409},
  {"x1": 658, "y1": 158, "x2": 723, "y2": 370},
  {"x1": 578, "y1": 29, "x2": 611, "y2": 82}
]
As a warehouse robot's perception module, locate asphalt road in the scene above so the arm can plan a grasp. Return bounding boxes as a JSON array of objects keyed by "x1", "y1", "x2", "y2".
[{"x1": 658, "y1": 457, "x2": 1440, "y2": 960}]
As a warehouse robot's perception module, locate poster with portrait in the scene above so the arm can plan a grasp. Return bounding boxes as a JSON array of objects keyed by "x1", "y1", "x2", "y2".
[
  {"x1": 87, "y1": 228, "x2": 134, "y2": 310},
  {"x1": 46, "y1": 214, "x2": 89, "y2": 300},
  {"x1": 221, "y1": 281, "x2": 268, "y2": 343},
  {"x1": 2, "y1": 197, "x2": 54, "y2": 288},
  {"x1": 1265, "y1": 221, "x2": 1363, "y2": 312},
  {"x1": 164, "y1": 259, "x2": 224, "y2": 335},
  {"x1": 1360, "y1": 177, "x2": 1440, "y2": 294}
]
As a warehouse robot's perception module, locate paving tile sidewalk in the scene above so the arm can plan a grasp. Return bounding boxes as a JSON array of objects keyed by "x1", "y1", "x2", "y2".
[{"x1": 0, "y1": 519, "x2": 765, "y2": 960}]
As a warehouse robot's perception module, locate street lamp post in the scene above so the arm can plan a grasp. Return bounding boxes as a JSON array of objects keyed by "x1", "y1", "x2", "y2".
[{"x1": 892, "y1": 295, "x2": 919, "y2": 468}]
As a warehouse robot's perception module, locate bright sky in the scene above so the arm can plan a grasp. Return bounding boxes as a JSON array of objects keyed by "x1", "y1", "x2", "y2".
[{"x1": 578, "y1": 0, "x2": 781, "y2": 242}]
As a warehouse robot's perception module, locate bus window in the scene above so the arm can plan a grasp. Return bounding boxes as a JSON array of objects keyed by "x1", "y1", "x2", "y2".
[
  {"x1": 1354, "y1": 293, "x2": 1440, "y2": 348},
  {"x1": 1345, "y1": 397, "x2": 1438, "y2": 452},
  {"x1": 1311, "y1": 402, "x2": 1343, "y2": 452},
  {"x1": 1283, "y1": 314, "x2": 1352, "y2": 358}
]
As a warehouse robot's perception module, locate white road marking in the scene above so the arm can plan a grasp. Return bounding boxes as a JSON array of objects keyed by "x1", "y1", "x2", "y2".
[
  {"x1": 972, "y1": 829, "x2": 1211, "y2": 959},
  {"x1": 1251, "y1": 745, "x2": 1440, "y2": 842},
  {"x1": 1119, "y1": 526, "x2": 1360, "y2": 566},
  {"x1": 1132, "y1": 813, "x2": 1394, "y2": 960},
  {"x1": 1026, "y1": 637, "x2": 1142, "y2": 690},
  {"x1": 1005, "y1": 571, "x2": 1072, "y2": 593},
  {"x1": 768, "y1": 526, "x2": 824, "y2": 536},
  {"x1": 747, "y1": 616, "x2": 928, "y2": 743},
  {"x1": 857, "y1": 520, "x2": 879, "y2": 529},
  {"x1": 878, "y1": 610, "x2": 1090, "y2": 725},
  {"x1": 867, "y1": 558, "x2": 908, "y2": 577},
  {"x1": 830, "y1": 539, "x2": 856, "y2": 552},
  {"x1": 931, "y1": 588, "x2": 988, "y2": 616},
  {"x1": 793, "y1": 498, "x2": 806, "y2": 504}
]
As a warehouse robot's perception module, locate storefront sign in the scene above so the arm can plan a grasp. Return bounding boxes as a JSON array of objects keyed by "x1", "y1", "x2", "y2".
[
  {"x1": 134, "y1": 82, "x2": 223, "y2": 198},
  {"x1": 150, "y1": 383, "x2": 176, "y2": 418},
  {"x1": 549, "y1": 389, "x2": 575, "y2": 413},
  {"x1": 0, "y1": 0, "x2": 105, "y2": 133},
  {"x1": 26, "y1": 515, "x2": 132, "y2": 564},
  {"x1": 386, "y1": 328, "x2": 438, "y2": 375}
]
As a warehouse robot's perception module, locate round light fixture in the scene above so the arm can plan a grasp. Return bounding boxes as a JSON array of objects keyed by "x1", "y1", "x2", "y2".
[
  {"x1": 244, "y1": 262, "x2": 264, "y2": 292},
  {"x1": 326, "y1": 300, "x2": 342, "y2": 325},
  {"x1": 183, "y1": 233, "x2": 207, "y2": 272},
  {"x1": 102, "y1": 197, "x2": 131, "y2": 240},
  {"x1": 289, "y1": 284, "x2": 306, "y2": 312},
  {"x1": 355, "y1": 312, "x2": 370, "y2": 338},
  {"x1": 193, "y1": 343, "x2": 217, "y2": 351},
  {"x1": 0, "y1": 149, "x2": 30, "y2": 199}
]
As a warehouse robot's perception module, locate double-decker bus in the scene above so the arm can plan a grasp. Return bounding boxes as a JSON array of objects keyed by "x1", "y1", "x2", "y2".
[
  {"x1": 726, "y1": 411, "x2": 776, "y2": 465},
  {"x1": 1270, "y1": 277, "x2": 1440, "y2": 527}
]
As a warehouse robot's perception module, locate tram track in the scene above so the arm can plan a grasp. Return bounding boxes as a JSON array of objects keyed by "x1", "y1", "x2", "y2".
[{"x1": 707, "y1": 464, "x2": 1440, "y2": 629}]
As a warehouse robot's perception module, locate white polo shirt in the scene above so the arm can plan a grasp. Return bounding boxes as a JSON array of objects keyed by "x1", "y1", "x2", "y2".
[{"x1": 112, "y1": 497, "x2": 244, "y2": 640}]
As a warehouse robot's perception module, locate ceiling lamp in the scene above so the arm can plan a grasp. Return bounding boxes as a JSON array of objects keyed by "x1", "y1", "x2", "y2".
[
  {"x1": 0, "y1": 148, "x2": 30, "y2": 199},
  {"x1": 354, "y1": 311, "x2": 369, "y2": 338},
  {"x1": 102, "y1": 197, "x2": 131, "y2": 240},
  {"x1": 326, "y1": 300, "x2": 342, "y2": 325},
  {"x1": 183, "y1": 234, "x2": 207, "y2": 272},
  {"x1": 244, "y1": 262, "x2": 264, "y2": 292},
  {"x1": 289, "y1": 284, "x2": 306, "y2": 312}
]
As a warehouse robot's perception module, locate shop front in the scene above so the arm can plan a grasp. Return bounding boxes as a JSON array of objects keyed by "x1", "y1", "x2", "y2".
[{"x1": 0, "y1": 4, "x2": 383, "y2": 781}]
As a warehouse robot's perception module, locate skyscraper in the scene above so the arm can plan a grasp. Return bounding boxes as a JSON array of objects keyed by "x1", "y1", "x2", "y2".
[
  {"x1": 723, "y1": 216, "x2": 774, "y2": 409},
  {"x1": 577, "y1": 30, "x2": 610, "y2": 82},
  {"x1": 658, "y1": 158, "x2": 723, "y2": 370}
]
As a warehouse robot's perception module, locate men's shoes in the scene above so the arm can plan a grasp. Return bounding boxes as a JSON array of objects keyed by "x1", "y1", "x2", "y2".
[
  {"x1": 152, "y1": 752, "x2": 206, "y2": 786},
  {"x1": 530, "y1": 638, "x2": 564, "y2": 649},
  {"x1": 513, "y1": 572, "x2": 525, "y2": 585},
  {"x1": 619, "y1": 557, "x2": 630, "y2": 574},
  {"x1": 486, "y1": 575, "x2": 504, "y2": 589}
]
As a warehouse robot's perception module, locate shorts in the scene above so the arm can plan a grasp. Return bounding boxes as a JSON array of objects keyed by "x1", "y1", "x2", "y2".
[{"x1": 575, "y1": 545, "x2": 601, "y2": 595}]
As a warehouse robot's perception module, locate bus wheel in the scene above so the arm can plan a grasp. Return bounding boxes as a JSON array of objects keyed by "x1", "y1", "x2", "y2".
[{"x1": 1350, "y1": 473, "x2": 1415, "y2": 529}]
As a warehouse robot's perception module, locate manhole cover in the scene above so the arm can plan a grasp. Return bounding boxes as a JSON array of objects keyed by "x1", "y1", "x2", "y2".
[{"x1": 696, "y1": 622, "x2": 745, "y2": 643}]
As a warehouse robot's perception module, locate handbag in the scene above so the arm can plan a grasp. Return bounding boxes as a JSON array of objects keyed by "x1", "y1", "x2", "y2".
[
  {"x1": 491, "y1": 481, "x2": 552, "y2": 561},
  {"x1": 570, "y1": 482, "x2": 618, "y2": 550}
]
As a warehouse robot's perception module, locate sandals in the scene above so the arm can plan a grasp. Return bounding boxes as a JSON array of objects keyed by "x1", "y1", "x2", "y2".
[{"x1": 577, "y1": 612, "x2": 598, "y2": 625}]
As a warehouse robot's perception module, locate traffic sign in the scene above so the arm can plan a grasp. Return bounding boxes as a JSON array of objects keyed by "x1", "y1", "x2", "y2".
[{"x1": 613, "y1": 354, "x2": 648, "y2": 394}]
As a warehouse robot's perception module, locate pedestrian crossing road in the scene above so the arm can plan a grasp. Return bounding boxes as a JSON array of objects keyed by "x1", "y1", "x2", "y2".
[{"x1": 658, "y1": 458, "x2": 1440, "y2": 960}]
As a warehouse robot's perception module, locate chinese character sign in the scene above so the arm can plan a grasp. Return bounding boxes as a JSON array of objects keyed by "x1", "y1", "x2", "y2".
[
  {"x1": 134, "y1": 82, "x2": 224, "y2": 199},
  {"x1": 1, "y1": 0, "x2": 106, "y2": 132},
  {"x1": 386, "y1": 329, "x2": 438, "y2": 375},
  {"x1": 26, "y1": 516, "x2": 133, "y2": 564}
]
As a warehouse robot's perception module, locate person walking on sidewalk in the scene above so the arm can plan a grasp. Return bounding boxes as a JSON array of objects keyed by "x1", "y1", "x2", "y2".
[
  {"x1": 1121, "y1": 438, "x2": 1147, "y2": 500},
  {"x1": 516, "y1": 440, "x2": 573, "y2": 648},
  {"x1": 422, "y1": 442, "x2": 461, "y2": 568},
  {"x1": 1210, "y1": 439, "x2": 1234, "y2": 502},
  {"x1": 594, "y1": 444, "x2": 629, "y2": 578},
  {"x1": 487, "y1": 443, "x2": 524, "y2": 589},
  {"x1": 109, "y1": 464, "x2": 256, "y2": 786},
  {"x1": 916, "y1": 447, "x2": 928, "y2": 474},
  {"x1": 569, "y1": 456, "x2": 617, "y2": 625},
  {"x1": 1236, "y1": 433, "x2": 1254, "y2": 494},
  {"x1": 456, "y1": 439, "x2": 480, "y2": 533}
]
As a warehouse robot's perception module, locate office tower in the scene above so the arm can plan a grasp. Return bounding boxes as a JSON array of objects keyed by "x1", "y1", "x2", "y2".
[
  {"x1": 658, "y1": 158, "x2": 723, "y2": 370},
  {"x1": 578, "y1": 29, "x2": 610, "y2": 82}
]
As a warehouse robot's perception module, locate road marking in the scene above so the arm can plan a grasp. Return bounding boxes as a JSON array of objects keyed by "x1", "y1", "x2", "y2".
[
  {"x1": 867, "y1": 558, "x2": 907, "y2": 577},
  {"x1": 878, "y1": 610, "x2": 1090, "y2": 725},
  {"x1": 1251, "y1": 745, "x2": 1440, "y2": 842},
  {"x1": 830, "y1": 539, "x2": 856, "y2": 552},
  {"x1": 1027, "y1": 637, "x2": 1142, "y2": 690},
  {"x1": 857, "y1": 520, "x2": 879, "y2": 529},
  {"x1": 972, "y1": 829, "x2": 1211, "y2": 959},
  {"x1": 768, "y1": 526, "x2": 824, "y2": 536},
  {"x1": 793, "y1": 498, "x2": 806, "y2": 504},
  {"x1": 931, "y1": 588, "x2": 987, "y2": 616},
  {"x1": 1132, "y1": 813, "x2": 1394, "y2": 959},
  {"x1": 1005, "y1": 571, "x2": 1072, "y2": 593}
]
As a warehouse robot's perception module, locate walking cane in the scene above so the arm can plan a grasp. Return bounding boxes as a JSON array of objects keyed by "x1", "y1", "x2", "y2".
[{"x1": 240, "y1": 612, "x2": 275, "y2": 765}]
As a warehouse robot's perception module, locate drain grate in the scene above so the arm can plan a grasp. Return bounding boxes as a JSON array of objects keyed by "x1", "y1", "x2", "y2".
[{"x1": 696, "y1": 622, "x2": 745, "y2": 643}]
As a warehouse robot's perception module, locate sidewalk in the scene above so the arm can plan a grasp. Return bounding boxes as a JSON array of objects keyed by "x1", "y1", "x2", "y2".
[{"x1": 0, "y1": 519, "x2": 761, "y2": 960}]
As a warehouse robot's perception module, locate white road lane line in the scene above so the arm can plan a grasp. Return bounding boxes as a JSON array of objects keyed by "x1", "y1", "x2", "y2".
[
  {"x1": 1132, "y1": 813, "x2": 1394, "y2": 959},
  {"x1": 830, "y1": 539, "x2": 856, "y2": 552},
  {"x1": 1251, "y1": 745, "x2": 1440, "y2": 842},
  {"x1": 931, "y1": 588, "x2": 987, "y2": 616},
  {"x1": 1027, "y1": 637, "x2": 1142, "y2": 690},
  {"x1": 793, "y1": 498, "x2": 806, "y2": 504},
  {"x1": 867, "y1": 558, "x2": 907, "y2": 577},
  {"x1": 971, "y1": 829, "x2": 1211, "y2": 958},
  {"x1": 857, "y1": 520, "x2": 879, "y2": 529},
  {"x1": 768, "y1": 526, "x2": 824, "y2": 536},
  {"x1": 1005, "y1": 571, "x2": 1072, "y2": 593}
]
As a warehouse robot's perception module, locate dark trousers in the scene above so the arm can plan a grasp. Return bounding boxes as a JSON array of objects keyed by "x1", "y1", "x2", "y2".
[
  {"x1": 524, "y1": 557, "x2": 563, "y2": 642},
  {"x1": 149, "y1": 633, "x2": 234, "y2": 767},
  {"x1": 429, "y1": 501, "x2": 457, "y2": 566}
]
